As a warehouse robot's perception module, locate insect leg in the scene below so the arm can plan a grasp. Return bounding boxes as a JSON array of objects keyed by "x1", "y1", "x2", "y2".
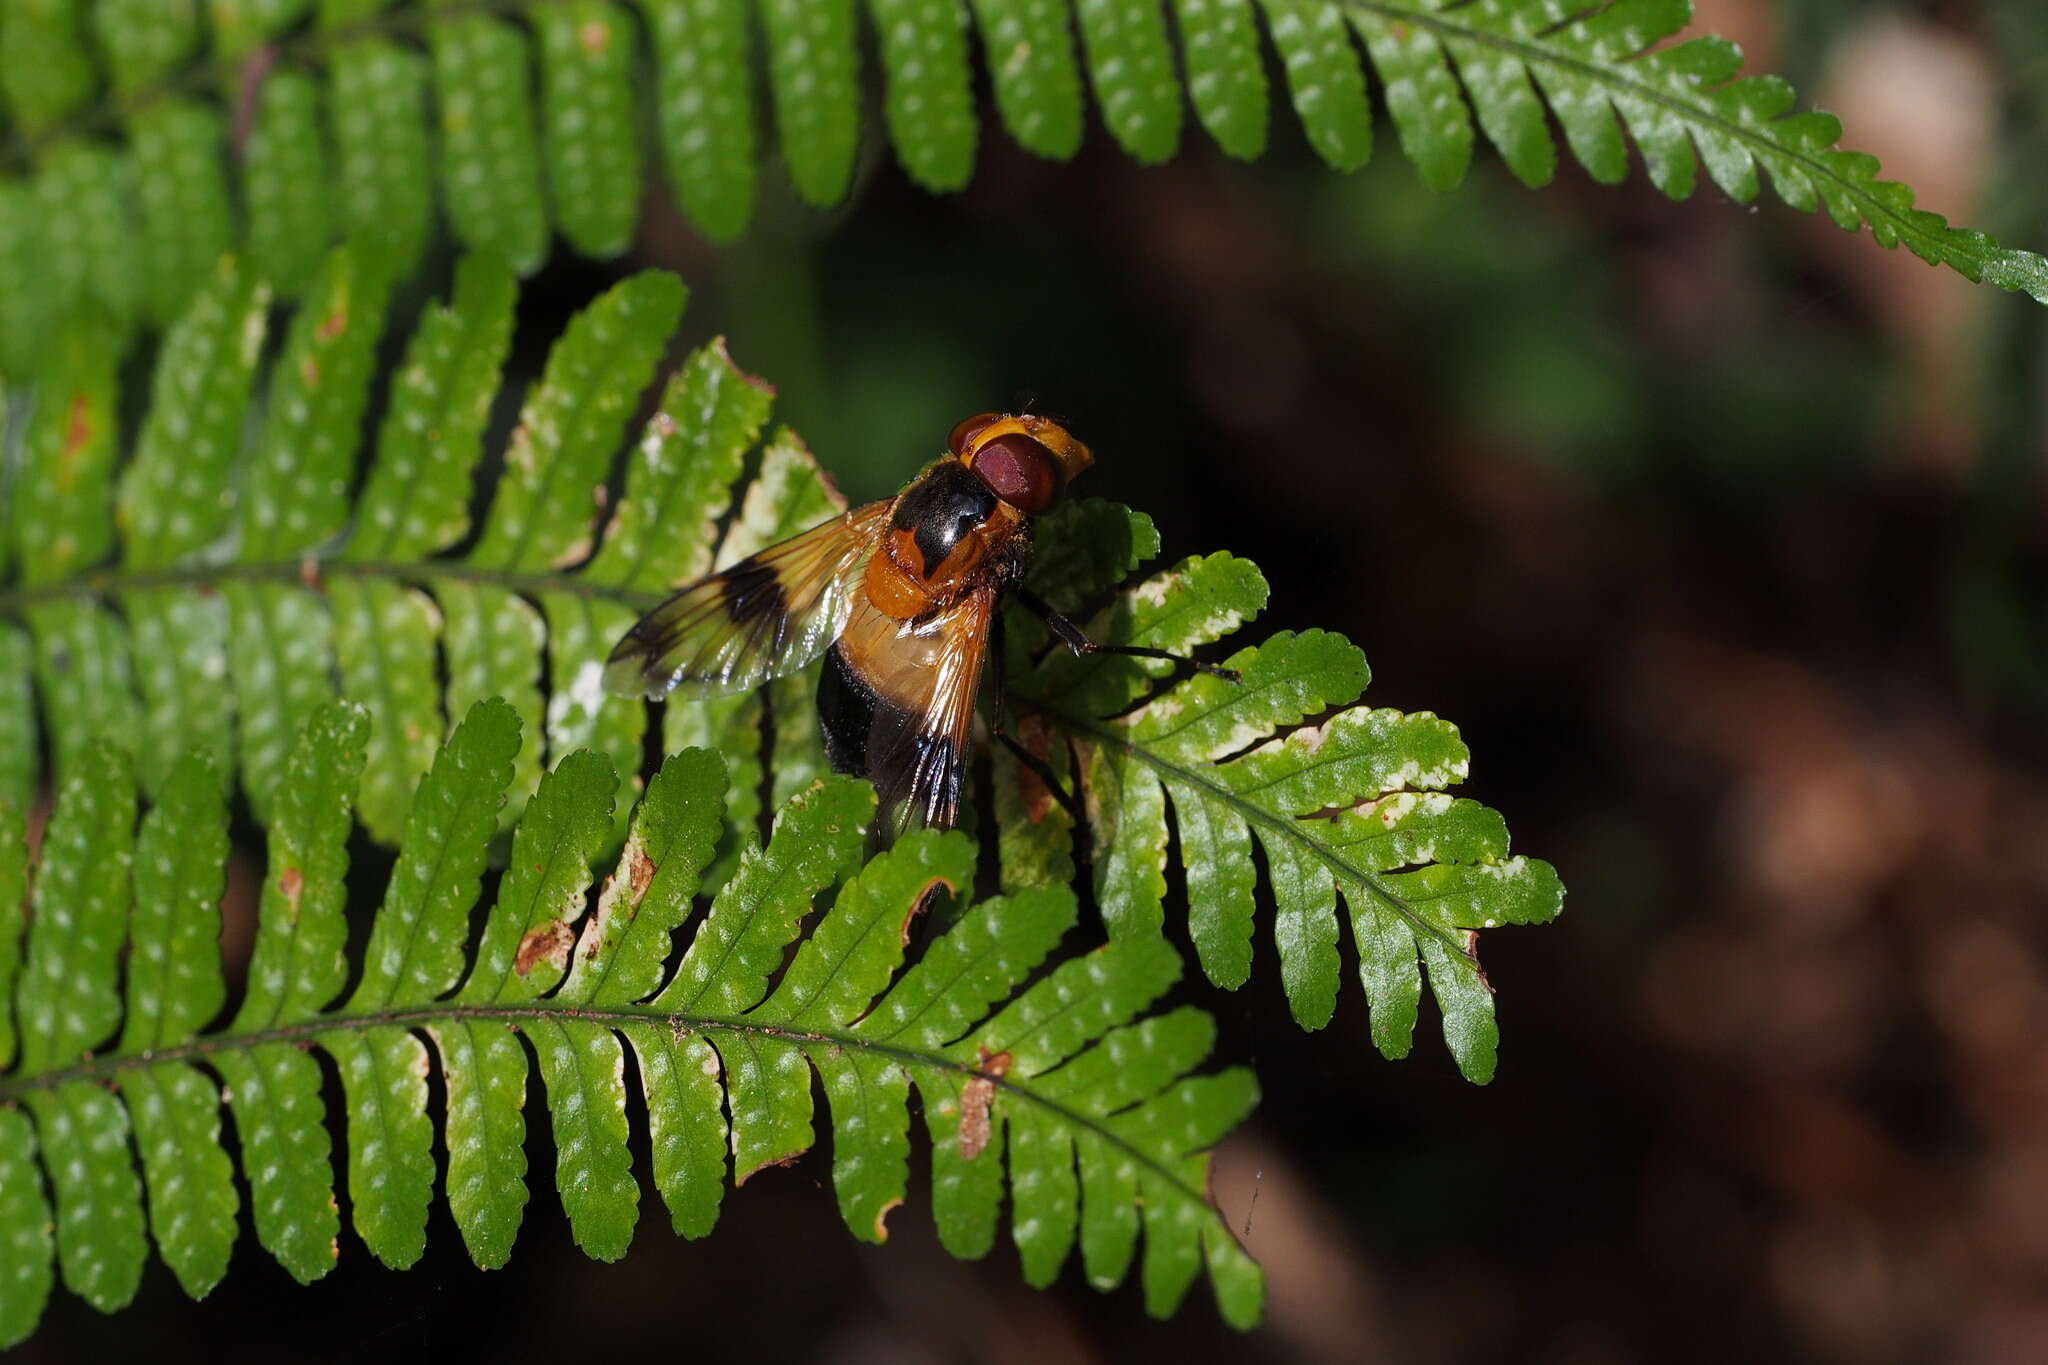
[
  {"x1": 1014, "y1": 588, "x2": 1242, "y2": 682},
  {"x1": 988, "y1": 605, "x2": 1085, "y2": 828}
]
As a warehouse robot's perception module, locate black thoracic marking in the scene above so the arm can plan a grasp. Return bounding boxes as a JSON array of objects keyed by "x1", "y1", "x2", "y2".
[
  {"x1": 893, "y1": 461, "x2": 997, "y2": 575},
  {"x1": 818, "y1": 643, "x2": 879, "y2": 776}
]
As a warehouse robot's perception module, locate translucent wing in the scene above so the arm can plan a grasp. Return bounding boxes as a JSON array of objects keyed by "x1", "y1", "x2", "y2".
[
  {"x1": 829, "y1": 586, "x2": 996, "y2": 842},
  {"x1": 604, "y1": 500, "x2": 893, "y2": 700}
]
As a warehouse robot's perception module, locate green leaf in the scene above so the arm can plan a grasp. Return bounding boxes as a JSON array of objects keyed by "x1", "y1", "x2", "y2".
[
  {"x1": 129, "y1": 100, "x2": 232, "y2": 325},
  {"x1": 470, "y1": 270, "x2": 688, "y2": 570},
  {"x1": 122, "y1": 587, "x2": 232, "y2": 797},
  {"x1": 0, "y1": 0, "x2": 96, "y2": 136},
  {"x1": 871, "y1": 0, "x2": 979, "y2": 192},
  {"x1": 586, "y1": 338, "x2": 775, "y2": 593},
  {"x1": 1347, "y1": 7, "x2": 1472, "y2": 193},
  {"x1": 655, "y1": 776, "x2": 872, "y2": 1015},
  {"x1": 208, "y1": 0, "x2": 310, "y2": 68},
  {"x1": 25, "y1": 1084, "x2": 146, "y2": 1311},
  {"x1": 0, "y1": 706, "x2": 1265, "y2": 1338},
  {"x1": 241, "y1": 245, "x2": 392, "y2": 561},
  {"x1": 15, "y1": 742, "x2": 132, "y2": 1072},
  {"x1": 234, "y1": 700, "x2": 366, "y2": 1029},
  {"x1": 429, "y1": 1018, "x2": 530, "y2": 1267},
  {"x1": 95, "y1": 0, "x2": 201, "y2": 98},
  {"x1": 349, "y1": 697, "x2": 520, "y2": 1011},
  {"x1": 969, "y1": 0, "x2": 1085, "y2": 159},
  {"x1": 346, "y1": 252, "x2": 516, "y2": 563},
  {"x1": 536, "y1": 1, "x2": 643, "y2": 258},
  {"x1": 1175, "y1": 0, "x2": 1268, "y2": 159},
  {"x1": 428, "y1": 12, "x2": 548, "y2": 273},
  {"x1": 459, "y1": 749, "x2": 618, "y2": 1004},
  {"x1": 243, "y1": 68, "x2": 333, "y2": 296},
  {"x1": 331, "y1": 580, "x2": 444, "y2": 842},
  {"x1": 439, "y1": 583, "x2": 546, "y2": 828},
  {"x1": 560, "y1": 747, "x2": 728, "y2": 1007},
  {"x1": 645, "y1": 0, "x2": 758, "y2": 242},
  {"x1": 121, "y1": 752, "x2": 228, "y2": 1051},
  {"x1": 224, "y1": 582, "x2": 338, "y2": 823},
  {"x1": 2, "y1": 0, "x2": 2042, "y2": 363},
  {"x1": 33, "y1": 143, "x2": 142, "y2": 338},
  {"x1": 215, "y1": 1042, "x2": 337, "y2": 1283},
  {"x1": 118, "y1": 1060, "x2": 236, "y2": 1297},
  {"x1": 322, "y1": 1027, "x2": 433, "y2": 1268},
  {"x1": 0, "y1": 1108, "x2": 53, "y2": 1346},
  {"x1": 0, "y1": 800, "x2": 28, "y2": 1067},
  {"x1": 1017, "y1": 505, "x2": 1563, "y2": 1081},
  {"x1": 760, "y1": 0, "x2": 862, "y2": 206},
  {"x1": 11, "y1": 322, "x2": 119, "y2": 587},
  {"x1": 25, "y1": 603, "x2": 139, "y2": 785},
  {"x1": 328, "y1": 37, "x2": 434, "y2": 276},
  {"x1": 0, "y1": 627, "x2": 31, "y2": 807},
  {"x1": 1074, "y1": 0, "x2": 1184, "y2": 164},
  {"x1": 0, "y1": 183, "x2": 55, "y2": 378},
  {"x1": 116, "y1": 256, "x2": 270, "y2": 571},
  {"x1": 1259, "y1": 0, "x2": 1371, "y2": 170}
]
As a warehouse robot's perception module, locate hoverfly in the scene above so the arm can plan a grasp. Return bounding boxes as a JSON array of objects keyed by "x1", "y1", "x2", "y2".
[{"x1": 604, "y1": 413, "x2": 1236, "y2": 840}]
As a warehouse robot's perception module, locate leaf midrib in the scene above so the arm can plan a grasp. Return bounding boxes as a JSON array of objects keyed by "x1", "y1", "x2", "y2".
[{"x1": 0, "y1": 999, "x2": 1226, "y2": 1224}]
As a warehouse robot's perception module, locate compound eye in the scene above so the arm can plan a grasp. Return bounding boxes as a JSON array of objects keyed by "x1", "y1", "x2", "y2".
[
  {"x1": 948, "y1": 412, "x2": 1002, "y2": 455},
  {"x1": 971, "y1": 432, "x2": 1063, "y2": 514}
]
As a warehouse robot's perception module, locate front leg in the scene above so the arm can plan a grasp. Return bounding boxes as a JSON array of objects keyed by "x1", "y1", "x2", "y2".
[{"x1": 1013, "y1": 588, "x2": 1241, "y2": 681}]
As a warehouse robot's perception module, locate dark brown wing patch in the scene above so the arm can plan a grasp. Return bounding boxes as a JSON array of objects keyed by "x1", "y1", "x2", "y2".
[{"x1": 604, "y1": 499, "x2": 891, "y2": 700}]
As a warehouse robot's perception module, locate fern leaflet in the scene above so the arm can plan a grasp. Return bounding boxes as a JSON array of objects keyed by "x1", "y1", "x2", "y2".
[
  {"x1": 0, "y1": 250, "x2": 1561, "y2": 1071},
  {"x1": 0, "y1": 702, "x2": 1263, "y2": 1343},
  {"x1": 0, "y1": 0, "x2": 2042, "y2": 378}
]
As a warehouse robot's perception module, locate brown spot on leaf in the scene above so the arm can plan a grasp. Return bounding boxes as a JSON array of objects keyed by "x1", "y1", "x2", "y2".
[
  {"x1": 515, "y1": 919, "x2": 575, "y2": 977},
  {"x1": 957, "y1": 1048, "x2": 1013, "y2": 1161},
  {"x1": 902, "y1": 876, "x2": 952, "y2": 946},
  {"x1": 579, "y1": 19, "x2": 611, "y2": 54},
  {"x1": 629, "y1": 844, "x2": 657, "y2": 899},
  {"x1": 299, "y1": 356, "x2": 320, "y2": 387},
  {"x1": 278, "y1": 866, "x2": 304, "y2": 916},
  {"x1": 872, "y1": 1197, "x2": 902, "y2": 1241},
  {"x1": 62, "y1": 392, "x2": 94, "y2": 459},
  {"x1": 1464, "y1": 931, "x2": 1494, "y2": 993},
  {"x1": 298, "y1": 556, "x2": 324, "y2": 592},
  {"x1": 316, "y1": 309, "x2": 348, "y2": 342},
  {"x1": 1013, "y1": 714, "x2": 1058, "y2": 822}
]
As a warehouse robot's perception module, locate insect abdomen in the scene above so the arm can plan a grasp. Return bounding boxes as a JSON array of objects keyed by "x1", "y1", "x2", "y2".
[{"x1": 818, "y1": 642, "x2": 877, "y2": 776}]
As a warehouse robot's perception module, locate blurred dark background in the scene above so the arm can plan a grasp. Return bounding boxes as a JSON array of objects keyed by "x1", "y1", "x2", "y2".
[{"x1": 25, "y1": 1, "x2": 2048, "y2": 1361}]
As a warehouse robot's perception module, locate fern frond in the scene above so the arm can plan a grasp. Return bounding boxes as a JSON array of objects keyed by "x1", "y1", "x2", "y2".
[
  {"x1": 2, "y1": 0, "x2": 2042, "y2": 375},
  {"x1": 0, "y1": 703, "x2": 1263, "y2": 1342},
  {"x1": 0, "y1": 252, "x2": 1560, "y2": 1073},
  {"x1": 999, "y1": 503, "x2": 1564, "y2": 1083}
]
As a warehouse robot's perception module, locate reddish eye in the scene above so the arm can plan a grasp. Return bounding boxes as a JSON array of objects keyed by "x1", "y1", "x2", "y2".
[
  {"x1": 971, "y1": 432, "x2": 1063, "y2": 514},
  {"x1": 948, "y1": 412, "x2": 1001, "y2": 455}
]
